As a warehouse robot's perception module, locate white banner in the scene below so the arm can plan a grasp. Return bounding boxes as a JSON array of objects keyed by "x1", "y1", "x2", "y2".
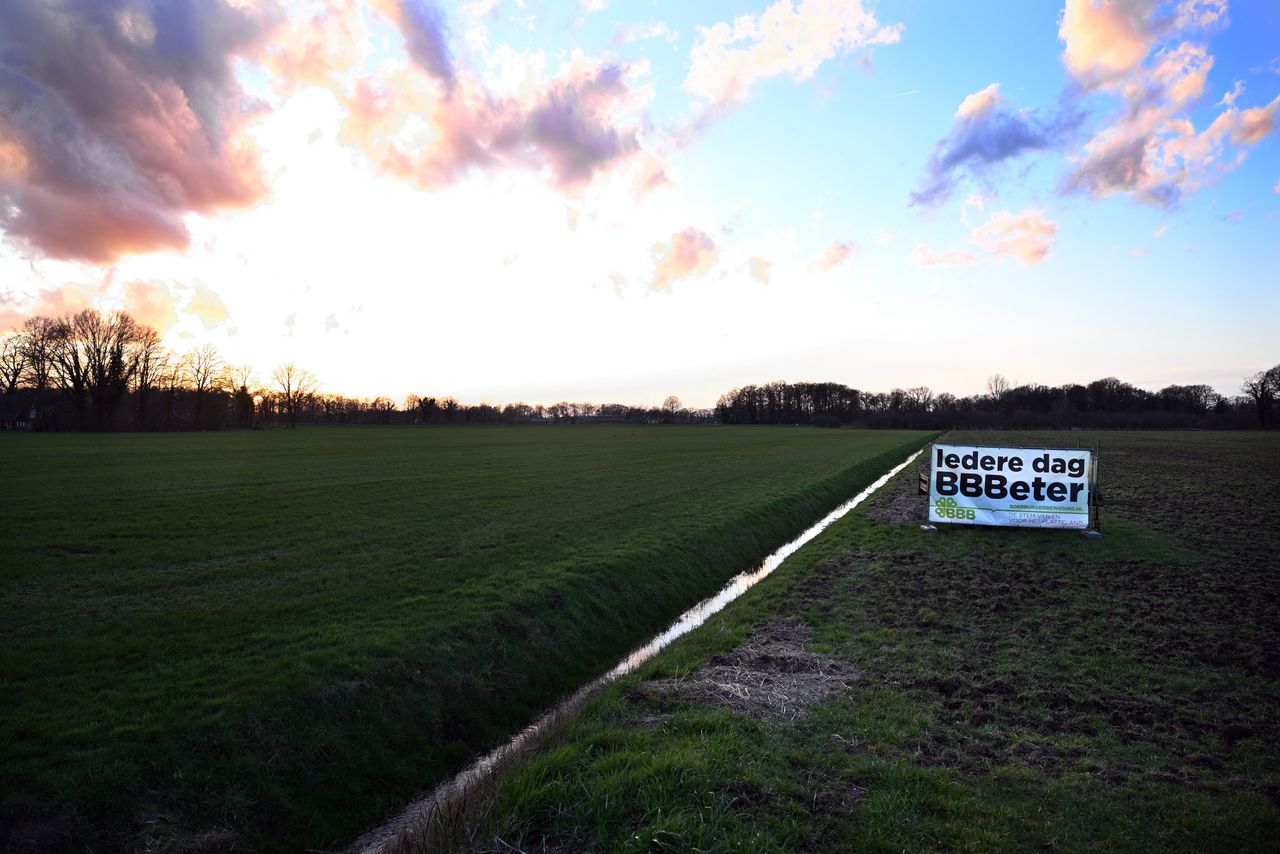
[{"x1": 928, "y1": 444, "x2": 1093, "y2": 529}]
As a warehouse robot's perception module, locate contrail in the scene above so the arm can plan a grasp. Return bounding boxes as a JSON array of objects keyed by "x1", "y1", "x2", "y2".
[{"x1": 889, "y1": 89, "x2": 920, "y2": 98}]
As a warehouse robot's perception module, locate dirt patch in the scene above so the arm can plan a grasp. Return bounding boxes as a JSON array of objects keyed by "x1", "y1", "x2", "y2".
[
  {"x1": 863, "y1": 463, "x2": 928, "y2": 525},
  {"x1": 641, "y1": 622, "x2": 861, "y2": 724}
]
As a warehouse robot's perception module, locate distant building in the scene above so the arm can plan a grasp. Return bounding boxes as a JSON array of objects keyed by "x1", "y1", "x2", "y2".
[{"x1": 0, "y1": 405, "x2": 38, "y2": 431}]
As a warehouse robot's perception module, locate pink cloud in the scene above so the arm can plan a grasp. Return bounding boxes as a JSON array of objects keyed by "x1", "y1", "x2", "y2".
[
  {"x1": 651, "y1": 228, "x2": 718, "y2": 291},
  {"x1": 970, "y1": 209, "x2": 1057, "y2": 266},
  {"x1": 1060, "y1": 0, "x2": 1272, "y2": 207},
  {"x1": 0, "y1": 0, "x2": 276, "y2": 262},
  {"x1": 908, "y1": 243, "x2": 975, "y2": 268},
  {"x1": 685, "y1": 0, "x2": 901, "y2": 106},
  {"x1": 264, "y1": 0, "x2": 370, "y2": 90},
  {"x1": 341, "y1": 52, "x2": 654, "y2": 193},
  {"x1": 809, "y1": 240, "x2": 856, "y2": 272},
  {"x1": 0, "y1": 278, "x2": 230, "y2": 333},
  {"x1": 123, "y1": 281, "x2": 181, "y2": 333}
]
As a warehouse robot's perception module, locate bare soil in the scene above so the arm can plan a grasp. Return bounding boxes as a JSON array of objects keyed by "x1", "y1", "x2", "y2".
[
  {"x1": 640, "y1": 622, "x2": 862, "y2": 724},
  {"x1": 862, "y1": 461, "x2": 929, "y2": 525}
]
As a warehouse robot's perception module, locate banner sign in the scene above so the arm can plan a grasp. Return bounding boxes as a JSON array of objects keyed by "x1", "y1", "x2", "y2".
[{"x1": 928, "y1": 444, "x2": 1093, "y2": 529}]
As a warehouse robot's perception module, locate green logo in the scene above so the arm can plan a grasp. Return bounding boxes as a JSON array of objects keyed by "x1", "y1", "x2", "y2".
[{"x1": 934, "y1": 495, "x2": 975, "y2": 520}]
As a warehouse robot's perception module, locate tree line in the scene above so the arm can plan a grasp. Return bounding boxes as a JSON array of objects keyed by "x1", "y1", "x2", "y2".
[
  {"x1": 1, "y1": 309, "x2": 1275, "y2": 431},
  {"x1": 0, "y1": 310, "x2": 714, "y2": 431},
  {"x1": 0, "y1": 310, "x2": 320, "y2": 431},
  {"x1": 714, "y1": 369, "x2": 1280, "y2": 430}
]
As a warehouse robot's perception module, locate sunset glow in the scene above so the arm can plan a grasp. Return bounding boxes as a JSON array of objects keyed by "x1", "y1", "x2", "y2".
[{"x1": 2, "y1": 0, "x2": 1277, "y2": 405}]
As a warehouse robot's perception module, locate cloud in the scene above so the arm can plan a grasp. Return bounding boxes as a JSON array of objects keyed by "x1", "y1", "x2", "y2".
[
  {"x1": 0, "y1": 277, "x2": 230, "y2": 333},
  {"x1": 1060, "y1": 0, "x2": 1273, "y2": 207},
  {"x1": 1221, "y1": 210, "x2": 1243, "y2": 222},
  {"x1": 0, "y1": 0, "x2": 277, "y2": 262},
  {"x1": 956, "y1": 83, "x2": 1001, "y2": 119},
  {"x1": 908, "y1": 208, "x2": 1056, "y2": 269},
  {"x1": 0, "y1": 281, "x2": 103, "y2": 331},
  {"x1": 1058, "y1": 0, "x2": 1157, "y2": 87},
  {"x1": 1217, "y1": 79, "x2": 1243, "y2": 107},
  {"x1": 685, "y1": 0, "x2": 901, "y2": 106},
  {"x1": 1175, "y1": 0, "x2": 1228, "y2": 30},
  {"x1": 1153, "y1": 223, "x2": 1168, "y2": 236},
  {"x1": 908, "y1": 243, "x2": 975, "y2": 268},
  {"x1": 910, "y1": 84, "x2": 1071, "y2": 207},
  {"x1": 123, "y1": 281, "x2": 181, "y2": 332},
  {"x1": 263, "y1": 0, "x2": 371, "y2": 90},
  {"x1": 651, "y1": 228, "x2": 718, "y2": 291},
  {"x1": 613, "y1": 22, "x2": 678, "y2": 47},
  {"x1": 1067, "y1": 92, "x2": 1280, "y2": 205},
  {"x1": 970, "y1": 209, "x2": 1057, "y2": 266},
  {"x1": 186, "y1": 283, "x2": 230, "y2": 329},
  {"x1": 748, "y1": 255, "x2": 773, "y2": 283},
  {"x1": 869, "y1": 228, "x2": 894, "y2": 244},
  {"x1": 340, "y1": 10, "x2": 657, "y2": 195},
  {"x1": 381, "y1": 0, "x2": 456, "y2": 91},
  {"x1": 809, "y1": 240, "x2": 856, "y2": 272}
]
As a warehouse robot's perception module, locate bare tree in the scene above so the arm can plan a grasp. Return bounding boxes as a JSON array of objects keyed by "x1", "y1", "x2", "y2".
[
  {"x1": 181, "y1": 343, "x2": 224, "y2": 425},
  {"x1": 19, "y1": 315, "x2": 57, "y2": 394},
  {"x1": 661, "y1": 395, "x2": 683, "y2": 421},
  {"x1": 906, "y1": 386, "x2": 934, "y2": 411},
  {"x1": 404, "y1": 393, "x2": 422, "y2": 423},
  {"x1": 226, "y1": 363, "x2": 257, "y2": 428},
  {"x1": 271, "y1": 362, "x2": 318, "y2": 428},
  {"x1": 985, "y1": 373, "x2": 1010, "y2": 401},
  {"x1": 131, "y1": 327, "x2": 167, "y2": 429},
  {"x1": 229, "y1": 363, "x2": 256, "y2": 392},
  {"x1": 1242, "y1": 365, "x2": 1280, "y2": 429},
  {"x1": 0, "y1": 333, "x2": 26, "y2": 394},
  {"x1": 45, "y1": 310, "x2": 146, "y2": 429}
]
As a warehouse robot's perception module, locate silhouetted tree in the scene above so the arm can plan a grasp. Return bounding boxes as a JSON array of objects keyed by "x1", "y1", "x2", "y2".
[
  {"x1": 19, "y1": 316, "x2": 56, "y2": 394},
  {"x1": 0, "y1": 334, "x2": 24, "y2": 395},
  {"x1": 46, "y1": 310, "x2": 148, "y2": 429},
  {"x1": 1242, "y1": 365, "x2": 1280, "y2": 429},
  {"x1": 272, "y1": 363, "x2": 318, "y2": 428}
]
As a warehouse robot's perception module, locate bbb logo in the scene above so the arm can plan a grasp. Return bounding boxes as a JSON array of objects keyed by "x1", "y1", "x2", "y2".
[{"x1": 934, "y1": 496, "x2": 976, "y2": 520}]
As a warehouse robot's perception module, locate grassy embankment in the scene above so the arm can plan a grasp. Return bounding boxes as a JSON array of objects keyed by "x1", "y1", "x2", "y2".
[
  {"x1": 0, "y1": 425, "x2": 932, "y2": 851},
  {"x1": 474, "y1": 431, "x2": 1280, "y2": 852}
]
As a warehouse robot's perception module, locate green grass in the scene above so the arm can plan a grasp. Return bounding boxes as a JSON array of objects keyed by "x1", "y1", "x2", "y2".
[
  {"x1": 482, "y1": 431, "x2": 1280, "y2": 852},
  {"x1": 0, "y1": 425, "x2": 932, "y2": 851}
]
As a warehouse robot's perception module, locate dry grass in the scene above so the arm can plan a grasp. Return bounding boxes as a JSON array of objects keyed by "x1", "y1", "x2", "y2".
[{"x1": 641, "y1": 622, "x2": 862, "y2": 724}]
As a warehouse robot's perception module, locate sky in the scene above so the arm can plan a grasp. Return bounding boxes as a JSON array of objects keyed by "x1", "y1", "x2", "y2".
[{"x1": 0, "y1": 0, "x2": 1277, "y2": 408}]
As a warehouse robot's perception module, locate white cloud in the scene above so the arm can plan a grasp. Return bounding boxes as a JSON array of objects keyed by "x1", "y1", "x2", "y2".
[{"x1": 685, "y1": 0, "x2": 901, "y2": 105}]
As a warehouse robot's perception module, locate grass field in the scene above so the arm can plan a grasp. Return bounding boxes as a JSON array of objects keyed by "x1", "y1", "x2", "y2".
[
  {"x1": 473, "y1": 431, "x2": 1280, "y2": 852},
  {"x1": 0, "y1": 425, "x2": 932, "y2": 851}
]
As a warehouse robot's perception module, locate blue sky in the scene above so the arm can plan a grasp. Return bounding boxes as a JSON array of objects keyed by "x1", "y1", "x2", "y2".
[{"x1": 1, "y1": 0, "x2": 1277, "y2": 405}]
